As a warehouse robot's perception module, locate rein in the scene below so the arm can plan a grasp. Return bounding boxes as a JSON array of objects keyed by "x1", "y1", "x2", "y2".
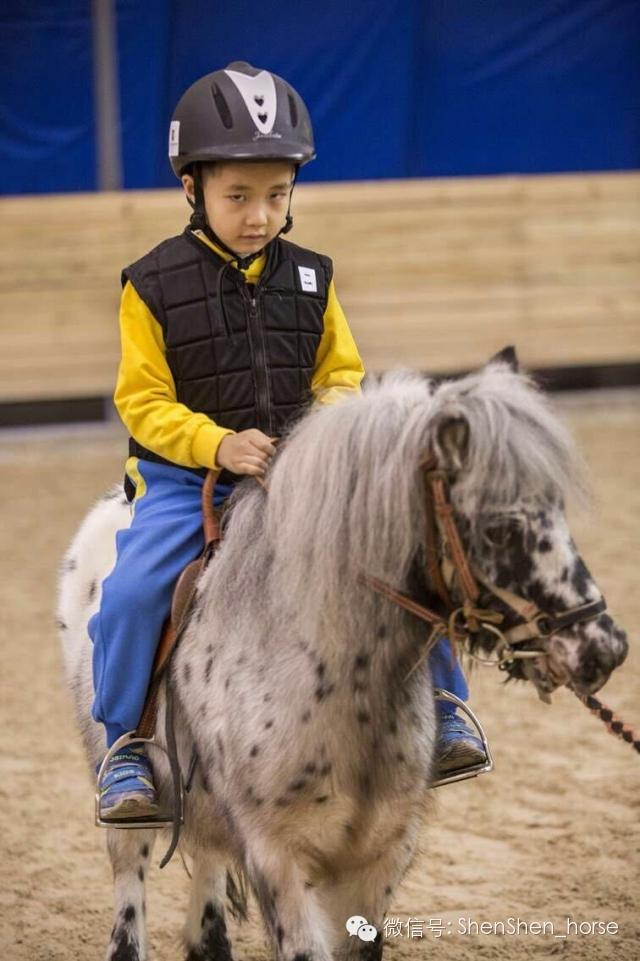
[{"x1": 574, "y1": 692, "x2": 640, "y2": 755}]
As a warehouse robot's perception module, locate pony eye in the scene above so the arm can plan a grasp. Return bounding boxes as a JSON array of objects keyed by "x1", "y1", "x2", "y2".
[{"x1": 484, "y1": 525, "x2": 510, "y2": 548}]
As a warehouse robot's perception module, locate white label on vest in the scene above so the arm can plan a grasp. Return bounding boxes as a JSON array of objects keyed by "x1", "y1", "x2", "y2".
[
  {"x1": 298, "y1": 266, "x2": 317, "y2": 293},
  {"x1": 168, "y1": 121, "x2": 180, "y2": 157}
]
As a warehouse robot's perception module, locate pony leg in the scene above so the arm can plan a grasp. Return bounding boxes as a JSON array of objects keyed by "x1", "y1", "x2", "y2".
[
  {"x1": 182, "y1": 848, "x2": 234, "y2": 961},
  {"x1": 247, "y1": 846, "x2": 333, "y2": 961},
  {"x1": 321, "y1": 836, "x2": 420, "y2": 961},
  {"x1": 105, "y1": 828, "x2": 156, "y2": 961}
]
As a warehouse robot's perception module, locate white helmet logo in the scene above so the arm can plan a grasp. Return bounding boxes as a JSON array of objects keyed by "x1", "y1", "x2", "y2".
[{"x1": 225, "y1": 69, "x2": 277, "y2": 135}]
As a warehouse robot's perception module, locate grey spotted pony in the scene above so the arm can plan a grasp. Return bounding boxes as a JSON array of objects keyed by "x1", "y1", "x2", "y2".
[{"x1": 58, "y1": 351, "x2": 627, "y2": 961}]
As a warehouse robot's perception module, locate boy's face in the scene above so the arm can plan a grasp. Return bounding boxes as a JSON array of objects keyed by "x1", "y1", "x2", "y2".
[{"x1": 182, "y1": 161, "x2": 295, "y2": 256}]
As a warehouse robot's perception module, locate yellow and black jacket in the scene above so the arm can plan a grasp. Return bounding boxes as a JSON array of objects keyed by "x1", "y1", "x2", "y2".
[{"x1": 115, "y1": 227, "x2": 364, "y2": 485}]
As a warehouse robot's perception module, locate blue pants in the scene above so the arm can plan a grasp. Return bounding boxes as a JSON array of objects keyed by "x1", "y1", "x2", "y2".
[
  {"x1": 88, "y1": 459, "x2": 468, "y2": 746},
  {"x1": 430, "y1": 634, "x2": 469, "y2": 716}
]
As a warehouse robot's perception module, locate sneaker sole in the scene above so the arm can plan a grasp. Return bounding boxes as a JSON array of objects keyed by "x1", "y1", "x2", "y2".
[
  {"x1": 100, "y1": 796, "x2": 161, "y2": 821},
  {"x1": 437, "y1": 742, "x2": 487, "y2": 774}
]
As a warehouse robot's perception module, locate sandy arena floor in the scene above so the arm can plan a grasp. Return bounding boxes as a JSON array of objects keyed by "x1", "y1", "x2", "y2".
[{"x1": 0, "y1": 391, "x2": 638, "y2": 961}]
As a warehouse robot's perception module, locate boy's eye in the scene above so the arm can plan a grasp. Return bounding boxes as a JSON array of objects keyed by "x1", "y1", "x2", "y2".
[
  {"x1": 271, "y1": 191, "x2": 287, "y2": 200},
  {"x1": 227, "y1": 194, "x2": 245, "y2": 202}
]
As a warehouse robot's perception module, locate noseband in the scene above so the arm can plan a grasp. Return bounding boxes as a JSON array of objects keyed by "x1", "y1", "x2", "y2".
[{"x1": 359, "y1": 453, "x2": 607, "y2": 678}]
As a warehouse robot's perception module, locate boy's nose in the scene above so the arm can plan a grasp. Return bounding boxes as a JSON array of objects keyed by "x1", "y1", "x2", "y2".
[{"x1": 245, "y1": 204, "x2": 268, "y2": 226}]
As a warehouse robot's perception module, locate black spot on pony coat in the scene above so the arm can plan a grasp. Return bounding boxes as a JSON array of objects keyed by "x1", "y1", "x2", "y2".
[
  {"x1": 189, "y1": 901, "x2": 233, "y2": 961},
  {"x1": 201, "y1": 901, "x2": 215, "y2": 925},
  {"x1": 571, "y1": 557, "x2": 591, "y2": 597},
  {"x1": 315, "y1": 683, "x2": 335, "y2": 702},
  {"x1": 204, "y1": 657, "x2": 213, "y2": 683},
  {"x1": 110, "y1": 930, "x2": 140, "y2": 961}
]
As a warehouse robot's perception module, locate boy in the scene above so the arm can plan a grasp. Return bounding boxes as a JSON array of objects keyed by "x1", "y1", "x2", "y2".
[{"x1": 90, "y1": 62, "x2": 484, "y2": 821}]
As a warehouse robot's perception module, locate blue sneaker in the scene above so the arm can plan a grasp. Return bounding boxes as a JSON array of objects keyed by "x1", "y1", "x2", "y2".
[
  {"x1": 97, "y1": 746, "x2": 159, "y2": 821},
  {"x1": 436, "y1": 712, "x2": 487, "y2": 775}
]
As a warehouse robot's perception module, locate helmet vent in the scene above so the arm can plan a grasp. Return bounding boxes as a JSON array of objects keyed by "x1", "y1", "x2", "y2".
[
  {"x1": 211, "y1": 84, "x2": 233, "y2": 129},
  {"x1": 288, "y1": 94, "x2": 298, "y2": 128}
]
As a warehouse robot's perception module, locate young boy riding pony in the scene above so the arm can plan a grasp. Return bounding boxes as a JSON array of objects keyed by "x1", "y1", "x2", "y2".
[{"x1": 89, "y1": 61, "x2": 487, "y2": 821}]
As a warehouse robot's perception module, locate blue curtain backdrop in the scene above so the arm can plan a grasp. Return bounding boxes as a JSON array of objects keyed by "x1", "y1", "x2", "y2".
[
  {"x1": 1, "y1": 0, "x2": 639, "y2": 194},
  {"x1": 1, "y1": 2, "x2": 96, "y2": 192}
]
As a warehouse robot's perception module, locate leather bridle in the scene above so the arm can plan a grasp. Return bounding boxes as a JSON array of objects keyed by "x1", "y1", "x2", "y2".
[{"x1": 359, "y1": 452, "x2": 607, "y2": 681}]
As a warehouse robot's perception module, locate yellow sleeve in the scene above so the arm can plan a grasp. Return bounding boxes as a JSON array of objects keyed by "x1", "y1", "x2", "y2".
[
  {"x1": 113, "y1": 281, "x2": 235, "y2": 470},
  {"x1": 311, "y1": 279, "x2": 365, "y2": 405}
]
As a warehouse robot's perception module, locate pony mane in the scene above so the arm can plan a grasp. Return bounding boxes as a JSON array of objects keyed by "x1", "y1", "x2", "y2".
[{"x1": 223, "y1": 363, "x2": 584, "y2": 642}]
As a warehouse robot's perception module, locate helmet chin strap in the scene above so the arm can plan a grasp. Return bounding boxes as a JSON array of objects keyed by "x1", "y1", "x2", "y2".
[
  {"x1": 280, "y1": 166, "x2": 298, "y2": 235},
  {"x1": 187, "y1": 164, "x2": 298, "y2": 270}
]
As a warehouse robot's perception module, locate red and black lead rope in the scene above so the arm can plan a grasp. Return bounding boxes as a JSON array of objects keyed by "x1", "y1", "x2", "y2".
[{"x1": 574, "y1": 691, "x2": 640, "y2": 755}]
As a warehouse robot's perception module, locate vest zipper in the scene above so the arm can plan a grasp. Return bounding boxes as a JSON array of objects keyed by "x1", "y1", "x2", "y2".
[{"x1": 245, "y1": 291, "x2": 273, "y2": 435}]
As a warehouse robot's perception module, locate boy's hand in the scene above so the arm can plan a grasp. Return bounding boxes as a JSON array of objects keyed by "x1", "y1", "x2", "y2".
[{"x1": 215, "y1": 430, "x2": 277, "y2": 476}]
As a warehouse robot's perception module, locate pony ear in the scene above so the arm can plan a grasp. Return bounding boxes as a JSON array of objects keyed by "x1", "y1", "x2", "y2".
[
  {"x1": 435, "y1": 416, "x2": 469, "y2": 472},
  {"x1": 489, "y1": 345, "x2": 519, "y2": 372}
]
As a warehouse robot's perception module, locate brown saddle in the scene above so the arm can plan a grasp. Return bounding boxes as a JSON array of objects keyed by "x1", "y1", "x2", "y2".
[{"x1": 136, "y1": 469, "x2": 224, "y2": 739}]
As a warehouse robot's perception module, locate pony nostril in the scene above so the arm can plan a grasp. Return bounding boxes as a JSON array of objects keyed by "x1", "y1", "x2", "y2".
[
  {"x1": 581, "y1": 656, "x2": 600, "y2": 686},
  {"x1": 577, "y1": 640, "x2": 615, "y2": 689}
]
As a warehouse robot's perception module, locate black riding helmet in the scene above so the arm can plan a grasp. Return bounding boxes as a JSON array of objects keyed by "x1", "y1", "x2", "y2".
[{"x1": 169, "y1": 61, "x2": 316, "y2": 267}]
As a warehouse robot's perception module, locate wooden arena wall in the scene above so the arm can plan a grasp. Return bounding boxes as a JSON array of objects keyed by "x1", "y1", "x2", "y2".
[{"x1": 0, "y1": 171, "x2": 638, "y2": 403}]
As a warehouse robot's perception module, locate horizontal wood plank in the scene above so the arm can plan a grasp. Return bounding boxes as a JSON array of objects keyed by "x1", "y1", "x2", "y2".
[{"x1": 0, "y1": 171, "x2": 638, "y2": 400}]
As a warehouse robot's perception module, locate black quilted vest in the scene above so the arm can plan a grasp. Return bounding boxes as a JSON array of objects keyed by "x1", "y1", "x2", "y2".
[{"x1": 122, "y1": 228, "x2": 331, "y2": 487}]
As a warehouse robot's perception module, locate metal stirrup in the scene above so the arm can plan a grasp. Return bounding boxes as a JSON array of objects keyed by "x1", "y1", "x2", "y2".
[
  {"x1": 95, "y1": 730, "x2": 184, "y2": 830},
  {"x1": 430, "y1": 689, "x2": 494, "y2": 789}
]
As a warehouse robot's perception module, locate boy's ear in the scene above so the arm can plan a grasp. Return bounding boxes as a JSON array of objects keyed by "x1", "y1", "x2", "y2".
[{"x1": 181, "y1": 173, "x2": 195, "y2": 203}]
